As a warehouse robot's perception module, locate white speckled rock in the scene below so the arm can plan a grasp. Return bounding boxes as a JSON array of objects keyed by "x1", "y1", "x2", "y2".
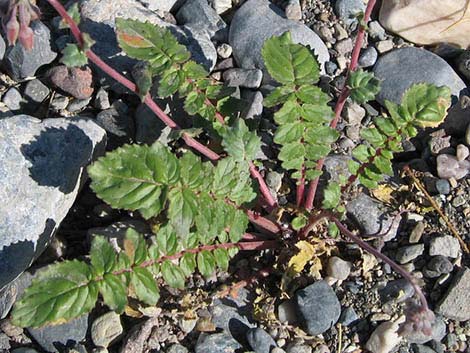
[
  {"x1": 365, "y1": 319, "x2": 403, "y2": 353},
  {"x1": 379, "y1": 0, "x2": 470, "y2": 49},
  {"x1": 0, "y1": 116, "x2": 106, "y2": 289},
  {"x1": 229, "y1": 0, "x2": 329, "y2": 76}
]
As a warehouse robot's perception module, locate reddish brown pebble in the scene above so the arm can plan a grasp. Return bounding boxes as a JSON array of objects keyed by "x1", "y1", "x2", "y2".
[{"x1": 49, "y1": 65, "x2": 94, "y2": 100}]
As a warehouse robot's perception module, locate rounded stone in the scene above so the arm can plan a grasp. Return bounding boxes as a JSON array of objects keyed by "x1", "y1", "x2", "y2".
[
  {"x1": 294, "y1": 281, "x2": 341, "y2": 336},
  {"x1": 91, "y1": 311, "x2": 123, "y2": 348}
]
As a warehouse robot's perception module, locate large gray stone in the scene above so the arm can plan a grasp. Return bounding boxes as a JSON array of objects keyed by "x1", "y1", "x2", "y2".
[
  {"x1": 27, "y1": 315, "x2": 89, "y2": 353},
  {"x1": 176, "y1": 0, "x2": 227, "y2": 38},
  {"x1": 294, "y1": 281, "x2": 341, "y2": 336},
  {"x1": 229, "y1": 0, "x2": 329, "y2": 76},
  {"x1": 373, "y1": 47, "x2": 466, "y2": 105},
  {"x1": 346, "y1": 193, "x2": 401, "y2": 240},
  {"x1": 3, "y1": 21, "x2": 57, "y2": 80},
  {"x1": 436, "y1": 267, "x2": 470, "y2": 321},
  {"x1": 0, "y1": 115, "x2": 106, "y2": 289},
  {"x1": 195, "y1": 332, "x2": 242, "y2": 353},
  {"x1": 80, "y1": 0, "x2": 217, "y2": 79}
]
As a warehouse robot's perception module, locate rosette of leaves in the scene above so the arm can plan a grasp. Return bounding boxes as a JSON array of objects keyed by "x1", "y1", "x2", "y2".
[
  {"x1": 261, "y1": 32, "x2": 339, "y2": 182},
  {"x1": 115, "y1": 18, "x2": 236, "y2": 126},
  {"x1": 11, "y1": 142, "x2": 258, "y2": 328},
  {"x1": 322, "y1": 83, "x2": 452, "y2": 210}
]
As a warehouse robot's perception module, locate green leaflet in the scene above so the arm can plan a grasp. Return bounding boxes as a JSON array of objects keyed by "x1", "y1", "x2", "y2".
[
  {"x1": 60, "y1": 44, "x2": 88, "y2": 67},
  {"x1": 197, "y1": 250, "x2": 216, "y2": 278},
  {"x1": 322, "y1": 182, "x2": 341, "y2": 210},
  {"x1": 221, "y1": 119, "x2": 262, "y2": 163},
  {"x1": 11, "y1": 261, "x2": 98, "y2": 328},
  {"x1": 130, "y1": 268, "x2": 160, "y2": 305},
  {"x1": 116, "y1": 18, "x2": 190, "y2": 73},
  {"x1": 90, "y1": 236, "x2": 116, "y2": 276},
  {"x1": 161, "y1": 260, "x2": 186, "y2": 289},
  {"x1": 262, "y1": 31, "x2": 320, "y2": 85},
  {"x1": 99, "y1": 274, "x2": 128, "y2": 313},
  {"x1": 347, "y1": 69, "x2": 381, "y2": 104}
]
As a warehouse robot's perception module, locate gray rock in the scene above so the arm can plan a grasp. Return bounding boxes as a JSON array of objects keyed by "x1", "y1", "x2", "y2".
[
  {"x1": 195, "y1": 332, "x2": 242, "y2": 353},
  {"x1": 285, "y1": 0, "x2": 302, "y2": 21},
  {"x1": 67, "y1": 97, "x2": 92, "y2": 113},
  {"x1": 436, "y1": 267, "x2": 470, "y2": 321},
  {"x1": 91, "y1": 311, "x2": 123, "y2": 348},
  {"x1": 379, "y1": 278, "x2": 415, "y2": 303},
  {"x1": 176, "y1": 0, "x2": 227, "y2": 38},
  {"x1": 223, "y1": 68, "x2": 263, "y2": 88},
  {"x1": 429, "y1": 235, "x2": 460, "y2": 258},
  {"x1": 167, "y1": 344, "x2": 189, "y2": 353},
  {"x1": 50, "y1": 94, "x2": 69, "y2": 111},
  {"x1": 96, "y1": 100, "x2": 134, "y2": 148},
  {"x1": 457, "y1": 50, "x2": 470, "y2": 81},
  {"x1": 436, "y1": 154, "x2": 470, "y2": 180},
  {"x1": 229, "y1": 0, "x2": 329, "y2": 76},
  {"x1": 339, "y1": 307, "x2": 359, "y2": 326},
  {"x1": 424, "y1": 256, "x2": 453, "y2": 278},
  {"x1": 327, "y1": 256, "x2": 351, "y2": 280},
  {"x1": 376, "y1": 39, "x2": 394, "y2": 53},
  {"x1": 395, "y1": 244, "x2": 425, "y2": 264},
  {"x1": 278, "y1": 300, "x2": 298, "y2": 324},
  {"x1": 346, "y1": 193, "x2": 401, "y2": 240},
  {"x1": 2, "y1": 87, "x2": 23, "y2": 111},
  {"x1": 334, "y1": 0, "x2": 366, "y2": 28},
  {"x1": 11, "y1": 348, "x2": 40, "y2": 353},
  {"x1": 217, "y1": 43, "x2": 232, "y2": 59},
  {"x1": 246, "y1": 328, "x2": 276, "y2": 353},
  {"x1": 368, "y1": 21, "x2": 387, "y2": 41},
  {"x1": 0, "y1": 34, "x2": 5, "y2": 61},
  {"x1": 94, "y1": 88, "x2": 111, "y2": 110},
  {"x1": 27, "y1": 315, "x2": 88, "y2": 353},
  {"x1": 286, "y1": 344, "x2": 312, "y2": 353},
  {"x1": 3, "y1": 21, "x2": 57, "y2": 80},
  {"x1": 358, "y1": 46, "x2": 378, "y2": 68},
  {"x1": 272, "y1": 349, "x2": 287, "y2": 353},
  {"x1": 294, "y1": 281, "x2": 341, "y2": 336},
  {"x1": 373, "y1": 47, "x2": 466, "y2": 105},
  {"x1": 24, "y1": 79, "x2": 50, "y2": 104},
  {"x1": 335, "y1": 38, "x2": 353, "y2": 56},
  {"x1": 412, "y1": 345, "x2": 437, "y2": 353},
  {"x1": 180, "y1": 25, "x2": 218, "y2": 71},
  {"x1": 435, "y1": 179, "x2": 451, "y2": 195},
  {"x1": 142, "y1": 0, "x2": 184, "y2": 12},
  {"x1": 406, "y1": 316, "x2": 446, "y2": 344},
  {"x1": 209, "y1": 0, "x2": 232, "y2": 14},
  {"x1": 241, "y1": 90, "x2": 264, "y2": 120},
  {"x1": 0, "y1": 115, "x2": 106, "y2": 289},
  {"x1": 0, "y1": 332, "x2": 10, "y2": 351}
]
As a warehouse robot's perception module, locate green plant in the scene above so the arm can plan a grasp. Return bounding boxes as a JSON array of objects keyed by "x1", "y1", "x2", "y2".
[{"x1": 6, "y1": 0, "x2": 453, "y2": 339}]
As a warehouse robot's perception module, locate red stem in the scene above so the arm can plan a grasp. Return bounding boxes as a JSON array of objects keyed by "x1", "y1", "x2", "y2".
[
  {"x1": 296, "y1": 167, "x2": 306, "y2": 207},
  {"x1": 304, "y1": 0, "x2": 377, "y2": 211},
  {"x1": 247, "y1": 209, "x2": 282, "y2": 234}
]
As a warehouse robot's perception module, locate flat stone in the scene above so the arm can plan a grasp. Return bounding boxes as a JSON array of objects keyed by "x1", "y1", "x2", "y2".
[
  {"x1": 209, "y1": 0, "x2": 232, "y2": 14},
  {"x1": 379, "y1": 278, "x2": 415, "y2": 303},
  {"x1": 27, "y1": 315, "x2": 89, "y2": 353},
  {"x1": 246, "y1": 327, "x2": 277, "y2": 353},
  {"x1": 176, "y1": 0, "x2": 227, "y2": 38},
  {"x1": 286, "y1": 345, "x2": 312, "y2": 353},
  {"x1": 339, "y1": 307, "x2": 359, "y2": 326},
  {"x1": 167, "y1": 344, "x2": 189, "y2": 353},
  {"x1": 424, "y1": 256, "x2": 453, "y2": 278},
  {"x1": 195, "y1": 332, "x2": 242, "y2": 353},
  {"x1": 294, "y1": 281, "x2": 341, "y2": 336},
  {"x1": 327, "y1": 256, "x2": 352, "y2": 280},
  {"x1": 429, "y1": 235, "x2": 461, "y2": 258},
  {"x1": 2, "y1": 87, "x2": 23, "y2": 111},
  {"x1": 436, "y1": 154, "x2": 470, "y2": 180},
  {"x1": 0, "y1": 115, "x2": 106, "y2": 289},
  {"x1": 436, "y1": 267, "x2": 470, "y2": 321},
  {"x1": 229, "y1": 0, "x2": 329, "y2": 76},
  {"x1": 346, "y1": 193, "x2": 401, "y2": 241},
  {"x1": 223, "y1": 68, "x2": 263, "y2": 88},
  {"x1": 91, "y1": 311, "x2": 123, "y2": 348},
  {"x1": 48, "y1": 65, "x2": 94, "y2": 100},
  {"x1": 358, "y1": 46, "x2": 378, "y2": 68},
  {"x1": 379, "y1": 0, "x2": 470, "y2": 49},
  {"x1": 373, "y1": 47, "x2": 466, "y2": 105},
  {"x1": 285, "y1": 0, "x2": 302, "y2": 21},
  {"x1": 395, "y1": 244, "x2": 425, "y2": 264},
  {"x1": 24, "y1": 79, "x2": 50, "y2": 104},
  {"x1": 365, "y1": 320, "x2": 402, "y2": 353},
  {"x1": 334, "y1": 0, "x2": 366, "y2": 28},
  {"x1": 3, "y1": 21, "x2": 57, "y2": 80}
]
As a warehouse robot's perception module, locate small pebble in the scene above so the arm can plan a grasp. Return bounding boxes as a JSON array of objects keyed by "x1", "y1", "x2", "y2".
[
  {"x1": 358, "y1": 46, "x2": 378, "y2": 67},
  {"x1": 429, "y1": 235, "x2": 460, "y2": 258},
  {"x1": 327, "y1": 256, "x2": 352, "y2": 280},
  {"x1": 223, "y1": 68, "x2": 263, "y2": 88},
  {"x1": 409, "y1": 222, "x2": 426, "y2": 243},
  {"x1": 94, "y1": 87, "x2": 110, "y2": 110},
  {"x1": 216, "y1": 43, "x2": 232, "y2": 59},
  {"x1": 91, "y1": 311, "x2": 123, "y2": 348},
  {"x1": 368, "y1": 21, "x2": 387, "y2": 40},
  {"x1": 395, "y1": 244, "x2": 424, "y2": 264},
  {"x1": 24, "y1": 79, "x2": 50, "y2": 103},
  {"x1": 376, "y1": 40, "x2": 394, "y2": 53},
  {"x1": 456, "y1": 144, "x2": 469, "y2": 161},
  {"x1": 435, "y1": 179, "x2": 451, "y2": 195},
  {"x1": 336, "y1": 38, "x2": 353, "y2": 56},
  {"x1": 365, "y1": 320, "x2": 402, "y2": 353},
  {"x1": 285, "y1": 0, "x2": 302, "y2": 20},
  {"x1": 2, "y1": 87, "x2": 23, "y2": 110}
]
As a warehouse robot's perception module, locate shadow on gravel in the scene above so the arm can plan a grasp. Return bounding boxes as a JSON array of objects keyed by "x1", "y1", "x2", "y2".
[{"x1": 20, "y1": 125, "x2": 93, "y2": 194}]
